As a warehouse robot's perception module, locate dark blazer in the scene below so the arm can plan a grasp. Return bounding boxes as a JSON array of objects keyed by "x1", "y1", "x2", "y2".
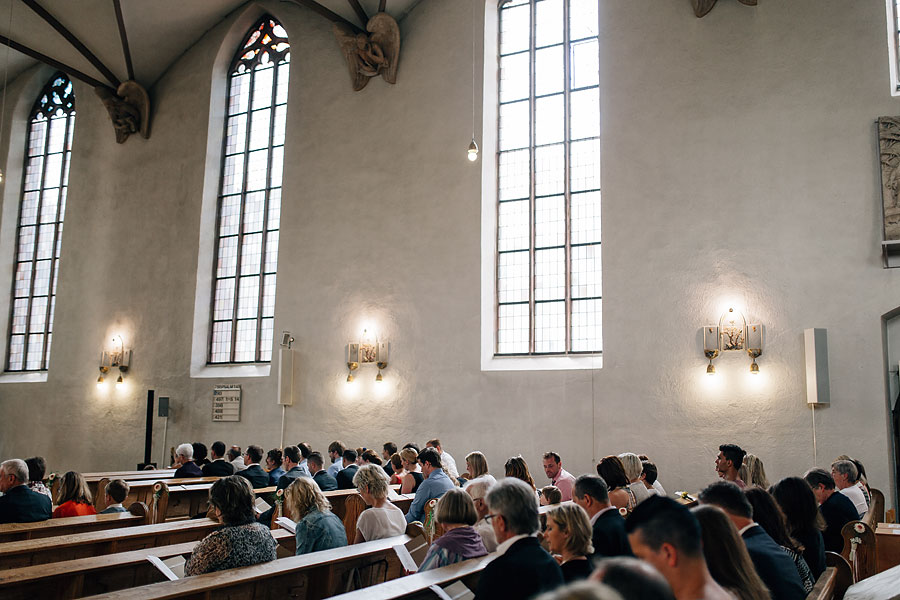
[
  {"x1": 0, "y1": 484, "x2": 52, "y2": 524},
  {"x1": 313, "y1": 470, "x2": 338, "y2": 492},
  {"x1": 384, "y1": 462, "x2": 394, "y2": 478},
  {"x1": 591, "y1": 508, "x2": 632, "y2": 558},
  {"x1": 174, "y1": 461, "x2": 203, "y2": 479},
  {"x1": 201, "y1": 459, "x2": 235, "y2": 477},
  {"x1": 237, "y1": 464, "x2": 270, "y2": 489},
  {"x1": 820, "y1": 491, "x2": 858, "y2": 553},
  {"x1": 796, "y1": 528, "x2": 826, "y2": 580},
  {"x1": 475, "y1": 536, "x2": 563, "y2": 600},
  {"x1": 336, "y1": 464, "x2": 359, "y2": 490},
  {"x1": 277, "y1": 466, "x2": 308, "y2": 490},
  {"x1": 742, "y1": 525, "x2": 806, "y2": 600}
]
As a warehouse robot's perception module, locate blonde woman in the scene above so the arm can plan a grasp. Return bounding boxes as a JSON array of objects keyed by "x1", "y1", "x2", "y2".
[
  {"x1": 353, "y1": 464, "x2": 406, "y2": 542},
  {"x1": 544, "y1": 503, "x2": 594, "y2": 583},
  {"x1": 618, "y1": 453, "x2": 650, "y2": 506},
  {"x1": 419, "y1": 488, "x2": 488, "y2": 571},
  {"x1": 53, "y1": 471, "x2": 96, "y2": 517},
  {"x1": 738, "y1": 453, "x2": 770, "y2": 489},
  {"x1": 399, "y1": 447, "x2": 424, "y2": 494},
  {"x1": 463, "y1": 451, "x2": 497, "y2": 488},
  {"x1": 284, "y1": 477, "x2": 347, "y2": 555}
]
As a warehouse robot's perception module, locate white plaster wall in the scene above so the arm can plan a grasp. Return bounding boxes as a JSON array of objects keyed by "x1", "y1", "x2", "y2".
[{"x1": 0, "y1": 0, "x2": 899, "y2": 508}]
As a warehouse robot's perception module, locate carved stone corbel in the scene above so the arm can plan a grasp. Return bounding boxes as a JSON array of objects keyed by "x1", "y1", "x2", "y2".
[
  {"x1": 95, "y1": 80, "x2": 151, "y2": 144},
  {"x1": 333, "y1": 12, "x2": 400, "y2": 91},
  {"x1": 692, "y1": 0, "x2": 757, "y2": 18}
]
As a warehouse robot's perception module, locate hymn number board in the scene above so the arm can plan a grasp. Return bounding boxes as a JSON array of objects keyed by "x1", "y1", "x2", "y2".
[{"x1": 212, "y1": 384, "x2": 241, "y2": 422}]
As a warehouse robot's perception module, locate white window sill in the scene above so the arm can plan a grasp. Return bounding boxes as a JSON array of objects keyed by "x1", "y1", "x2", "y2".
[
  {"x1": 0, "y1": 371, "x2": 48, "y2": 383},
  {"x1": 481, "y1": 354, "x2": 602, "y2": 371},
  {"x1": 191, "y1": 364, "x2": 271, "y2": 379}
]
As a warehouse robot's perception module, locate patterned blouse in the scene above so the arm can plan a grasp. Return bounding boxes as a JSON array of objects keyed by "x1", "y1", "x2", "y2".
[
  {"x1": 185, "y1": 521, "x2": 278, "y2": 576},
  {"x1": 27, "y1": 481, "x2": 52, "y2": 499}
]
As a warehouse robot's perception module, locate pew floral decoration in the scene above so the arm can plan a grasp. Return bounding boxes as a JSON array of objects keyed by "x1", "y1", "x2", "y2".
[
  {"x1": 423, "y1": 499, "x2": 439, "y2": 543},
  {"x1": 152, "y1": 482, "x2": 163, "y2": 500},
  {"x1": 618, "y1": 507, "x2": 628, "y2": 517},
  {"x1": 853, "y1": 522, "x2": 866, "y2": 534},
  {"x1": 675, "y1": 491, "x2": 696, "y2": 502}
]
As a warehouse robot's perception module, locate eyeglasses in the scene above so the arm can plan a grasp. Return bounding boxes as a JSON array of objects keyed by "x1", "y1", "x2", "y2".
[{"x1": 484, "y1": 513, "x2": 499, "y2": 523}]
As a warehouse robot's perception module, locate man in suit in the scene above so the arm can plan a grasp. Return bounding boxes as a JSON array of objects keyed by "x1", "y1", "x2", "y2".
[
  {"x1": 382, "y1": 442, "x2": 397, "y2": 477},
  {"x1": 277, "y1": 446, "x2": 310, "y2": 489},
  {"x1": 699, "y1": 481, "x2": 805, "y2": 600},
  {"x1": 173, "y1": 443, "x2": 203, "y2": 478},
  {"x1": 0, "y1": 458, "x2": 51, "y2": 523},
  {"x1": 624, "y1": 495, "x2": 730, "y2": 600},
  {"x1": 335, "y1": 449, "x2": 360, "y2": 489},
  {"x1": 237, "y1": 445, "x2": 270, "y2": 489},
  {"x1": 805, "y1": 468, "x2": 860, "y2": 553},
  {"x1": 202, "y1": 441, "x2": 236, "y2": 477},
  {"x1": 474, "y1": 477, "x2": 562, "y2": 600},
  {"x1": 573, "y1": 474, "x2": 632, "y2": 557},
  {"x1": 309, "y1": 452, "x2": 338, "y2": 491}
]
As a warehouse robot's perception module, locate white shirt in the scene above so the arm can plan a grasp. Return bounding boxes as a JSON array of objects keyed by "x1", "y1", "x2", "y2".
[
  {"x1": 464, "y1": 474, "x2": 498, "y2": 489},
  {"x1": 629, "y1": 481, "x2": 651, "y2": 505},
  {"x1": 230, "y1": 456, "x2": 245, "y2": 470},
  {"x1": 840, "y1": 484, "x2": 868, "y2": 517},
  {"x1": 356, "y1": 502, "x2": 407, "y2": 541},
  {"x1": 652, "y1": 480, "x2": 666, "y2": 496},
  {"x1": 441, "y1": 451, "x2": 458, "y2": 477},
  {"x1": 738, "y1": 522, "x2": 758, "y2": 536},
  {"x1": 474, "y1": 517, "x2": 498, "y2": 552},
  {"x1": 495, "y1": 533, "x2": 530, "y2": 556}
]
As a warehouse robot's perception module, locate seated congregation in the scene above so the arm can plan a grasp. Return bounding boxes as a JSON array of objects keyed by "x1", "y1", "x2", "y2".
[{"x1": 0, "y1": 441, "x2": 887, "y2": 600}]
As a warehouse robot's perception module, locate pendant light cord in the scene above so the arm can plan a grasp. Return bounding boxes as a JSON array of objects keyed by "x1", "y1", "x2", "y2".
[{"x1": 471, "y1": 0, "x2": 476, "y2": 139}]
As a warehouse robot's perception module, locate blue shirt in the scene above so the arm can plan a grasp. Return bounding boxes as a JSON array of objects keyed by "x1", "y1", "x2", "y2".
[
  {"x1": 326, "y1": 457, "x2": 343, "y2": 478},
  {"x1": 268, "y1": 467, "x2": 286, "y2": 486},
  {"x1": 294, "y1": 507, "x2": 348, "y2": 555},
  {"x1": 406, "y1": 468, "x2": 455, "y2": 523}
]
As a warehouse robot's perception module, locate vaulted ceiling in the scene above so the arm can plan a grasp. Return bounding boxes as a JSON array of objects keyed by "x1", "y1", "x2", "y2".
[{"x1": 0, "y1": 0, "x2": 422, "y2": 90}]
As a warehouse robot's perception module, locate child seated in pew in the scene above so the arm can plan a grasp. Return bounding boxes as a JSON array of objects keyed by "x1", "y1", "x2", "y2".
[
  {"x1": 100, "y1": 479, "x2": 130, "y2": 513},
  {"x1": 540, "y1": 486, "x2": 562, "y2": 506},
  {"x1": 185, "y1": 475, "x2": 278, "y2": 576},
  {"x1": 53, "y1": 471, "x2": 96, "y2": 518}
]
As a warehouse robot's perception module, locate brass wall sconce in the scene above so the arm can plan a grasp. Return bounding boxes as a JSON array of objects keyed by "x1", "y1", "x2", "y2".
[
  {"x1": 98, "y1": 335, "x2": 132, "y2": 388},
  {"x1": 346, "y1": 329, "x2": 389, "y2": 383},
  {"x1": 703, "y1": 308, "x2": 763, "y2": 375}
]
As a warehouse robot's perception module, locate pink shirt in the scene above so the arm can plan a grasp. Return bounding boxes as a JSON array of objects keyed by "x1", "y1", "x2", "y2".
[{"x1": 552, "y1": 468, "x2": 576, "y2": 502}]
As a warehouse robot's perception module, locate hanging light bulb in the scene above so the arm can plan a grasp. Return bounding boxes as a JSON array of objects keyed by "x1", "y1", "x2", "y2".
[
  {"x1": 116, "y1": 374, "x2": 124, "y2": 388},
  {"x1": 97, "y1": 375, "x2": 105, "y2": 387},
  {"x1": 375, "y1": 369, "x2": 384, "y2": 383},
  {"x1": 467, "y1": 137, "x2": 479, "y2": 162}
]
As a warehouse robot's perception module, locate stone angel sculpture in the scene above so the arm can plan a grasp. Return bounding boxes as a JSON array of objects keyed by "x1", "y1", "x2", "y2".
[
  {"x1": 333, "y1": 12, "x2": 400, "y2": 92},
  {"x1": 94, "y1": 80, "x2": 151, "y2": 144},
  {"x1": 692, "y1": 0, "x2": 757, "y2": 18}
]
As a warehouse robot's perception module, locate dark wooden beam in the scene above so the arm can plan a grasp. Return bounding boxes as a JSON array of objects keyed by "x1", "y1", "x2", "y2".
[
  {"x1": 21, "y1": 0, "x2": 120, "y2": 88},
  {"x1": 347, "y1": 0, "x2": 368, "y2": 27},
  {"x1": 0, "y1": 33, "x2": 113, "y2": 91},
  {"x1": 379, "y1": 0, "x2": 387, "y2": 12},
  {"x1": 280, "y1": 0, "x2": 364, "y2": 34},
  {"x1": 113, "y1": 0, "x2": 135, "y2": 81}
]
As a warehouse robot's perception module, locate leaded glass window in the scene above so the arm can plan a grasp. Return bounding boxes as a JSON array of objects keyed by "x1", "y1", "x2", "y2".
[
  {"x1": 496, "y1": 0, "x2": 602, "y2": 355},
  {"x1": 6, "y1": 72, "x2": 74, "y2": 372},
  {"x1": 209, "y1": 16, "x2": 289, "y2": 364}
]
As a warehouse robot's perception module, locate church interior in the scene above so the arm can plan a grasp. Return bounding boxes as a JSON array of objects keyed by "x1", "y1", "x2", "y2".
[{"x1": 0, "y1": 0, "x2": 898, "y2": 520}]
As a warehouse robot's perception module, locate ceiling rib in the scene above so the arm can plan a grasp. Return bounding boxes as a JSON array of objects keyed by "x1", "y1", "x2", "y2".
[
  {"x1": 0, "y1": 32, "x2": 112, "y2": 90},
  {"x1": 21, "y1": 0, "x2": 120, "y2": 88},
  {"x1": 281, "y1": 0, "x2": 364, "y2": 34},
  {"x1": 347, "y1": 0, "x2": 368, "y2": 27},
  {"x1": 113, "y1": 0, "x2": 135, "y2": 82}
]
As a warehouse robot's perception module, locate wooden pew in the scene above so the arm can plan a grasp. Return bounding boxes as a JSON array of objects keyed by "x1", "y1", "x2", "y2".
[
  {"x1": 51, "y1": 470, "x2": 177, "y2": 499},
  {"x1": 328, "y1": 553, "x2": 494, "y2": 600},
  {"x1": 874, "y1": 523, "x2": 900, "y2": 573},
  {"x1": 139, "y1": 481, "x2": 276, "y2": 523},
  {"x1": 808, "y1": 567, "x2": 837, "y2": 600},
  {"x1": 0, "y1": 529, "x2": 295, "y2": 599},
  {"x1": 0, "y1": 503, "x2": 149, "y2": 543},
  {"x1": 840, "y1": 490, "x2": 898, "y2": 582},
  {"x1": 0, "y1": 518, "x2": 220, "y2": 569},
  {"x1": 81, "y1": 532, "x2": 424, "y2": 599},
  {"x1": 825, "y1": 552, "x2": 852, "y2": 600}
]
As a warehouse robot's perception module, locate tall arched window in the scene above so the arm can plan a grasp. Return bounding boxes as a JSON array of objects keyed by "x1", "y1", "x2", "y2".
[
  {"x1": 495, "y1": 0, "x2": 601, "y2": 356},
  {"x1": 209, "y1": 16, "x2": 289, "y2": 364},
  {"x1": 6, "y1": 73, "x2": 74, "y2": 372}
]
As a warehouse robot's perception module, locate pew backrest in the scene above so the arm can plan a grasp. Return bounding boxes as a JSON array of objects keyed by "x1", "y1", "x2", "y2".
[
  {"x1": 328, "y1": 553, "x2": 495, "y2": 600},
  {"x1": 0, "y1": 517, "x2": 220, "y2": 569},
  {"x1": 0, "y1": 529, "x2": 294, "y2": 600},
  {"x1": 0, "y1": 502, "x2": 149, "y2": 543},
  {"x1": 824, "y1": 551, "x2": 853, "y2": 599},
  {"x1": 81, "y1": 532, "x2": 422, "y2": 599}
]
